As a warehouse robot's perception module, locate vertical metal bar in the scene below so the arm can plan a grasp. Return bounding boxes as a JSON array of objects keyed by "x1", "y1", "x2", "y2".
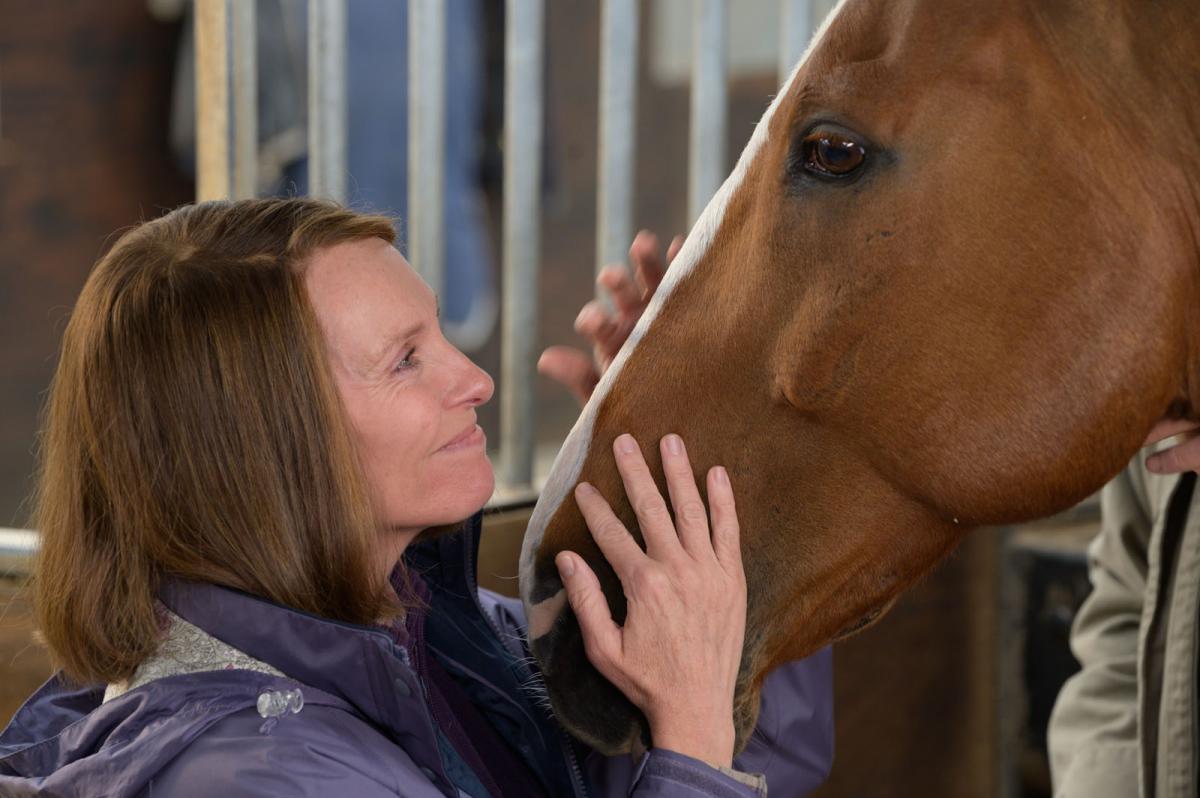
[
  {"x1": 595, "y1": 0, "x2": 638, "y2": 283},
  {"x1": 500, "y1": 0, "x2": 545, "y2": 489},
  {"x1": 779, "y1": 0, "x2": 813, "y2": 84},
  {"x1": 231, "y1": 0, "x2": 257, "y2": 199},
  {"x1": 308, "y1": 0, "x2": 347, "y2": 202},
  {"x1": 688, "y1": 0, "x2": 728, "y2": 225},
  {"x1": 408, "y1": 0, "x2": 447, "y2": 294},
  {"x1": 0, "y1": 56, "x2": 8, "y2": 164},
  {"x1": 195, "y1": 0, "x2": 230, "y2": 201}
]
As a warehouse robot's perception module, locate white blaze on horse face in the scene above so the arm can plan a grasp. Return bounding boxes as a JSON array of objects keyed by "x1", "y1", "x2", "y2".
[{"x1": 519, "y1": 0, "x2": 852, "y2": 622}]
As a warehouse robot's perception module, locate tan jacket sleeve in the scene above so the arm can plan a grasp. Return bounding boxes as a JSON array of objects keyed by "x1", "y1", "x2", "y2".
[{"x1": 1047, "y1": 462, "x2": 1152, "y2": 798}]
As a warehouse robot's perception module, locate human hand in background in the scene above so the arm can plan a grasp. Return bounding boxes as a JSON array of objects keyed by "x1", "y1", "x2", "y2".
[
  {"x1": 538, "y1": 231, "x2": 684, "y2": 405},
  {"x1": 1145, "y1": 418, "x2": 1200, "y2": 474}
]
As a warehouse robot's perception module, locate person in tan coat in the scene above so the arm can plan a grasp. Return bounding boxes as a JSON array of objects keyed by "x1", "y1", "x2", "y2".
[{"x1": 1049, "y1": 420, "x2": 1200, "y2": 798}]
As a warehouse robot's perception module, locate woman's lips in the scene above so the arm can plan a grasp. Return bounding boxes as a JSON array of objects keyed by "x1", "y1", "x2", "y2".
[{"x1": 438, "y1": 423, "x2": 485, "y2": 452}]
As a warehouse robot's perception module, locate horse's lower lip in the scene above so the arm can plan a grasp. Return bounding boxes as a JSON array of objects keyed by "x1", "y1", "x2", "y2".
[{"x1": 438, "y1": 424, "x2": 484, "y2": 452}]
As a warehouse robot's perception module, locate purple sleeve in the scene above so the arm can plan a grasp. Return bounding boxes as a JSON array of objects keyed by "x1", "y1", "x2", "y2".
[
  {"x1": 627, "y1": 749, "x2": 766, "y2": 797},
  {"x1": 583, "y1": 650, "x2": 834, "y2": 797},
  {"x1": 733, "y1": 648, "x2": 835, "y2": 797},
  {"x1": 484, "y1": 591, "x2": 834, "y2": 797},
  {"x1": 620, "y1": 650, "x2": 835, "y2": 797},
  {"x1": 144, "y1": 707, "x2": 430, "y2": 798}
]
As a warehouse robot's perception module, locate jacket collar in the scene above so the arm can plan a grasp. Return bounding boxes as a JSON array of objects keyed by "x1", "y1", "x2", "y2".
[
  {"x1": 157, "y1": 511, "x2": 488, "y2": 782},
  {"x1": 159, "y1": 511, "x2": 484, "y2": 696}
]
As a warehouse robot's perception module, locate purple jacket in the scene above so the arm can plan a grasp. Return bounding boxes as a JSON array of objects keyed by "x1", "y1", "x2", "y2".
[{"x1": 0, "y1": 512, "x2": 833, "y2": 797}]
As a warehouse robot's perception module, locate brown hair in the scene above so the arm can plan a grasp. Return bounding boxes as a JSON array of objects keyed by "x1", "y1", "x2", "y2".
[{"x1": 34, "y1": 198, "x2": 399, "y2": 684}]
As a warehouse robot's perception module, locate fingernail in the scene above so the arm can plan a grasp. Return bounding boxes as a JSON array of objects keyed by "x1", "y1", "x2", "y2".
[
  {"x1": 664, "y1": 434, "x2": 683, "y2": 456},
  {"x1": 575, "y1": 482, "x2": 596, "y2": 497},
  {"x1": 556, "y1": 552, "x2": 575, "y2": 577},
  {"x1": 714, "y1": 466, "x2": 729, "y2": 486},
  {"x1": 616, "y1": 434, "x2": 637, "y2": 455},
  {"x1": 1146, "y1": 456, "x2": 1161, "y2": 473}
]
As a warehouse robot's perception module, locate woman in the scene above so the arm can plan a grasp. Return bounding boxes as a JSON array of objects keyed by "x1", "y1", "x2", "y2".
[{"x1": 0, "y1": 199, "x2": 832, "y2": 797}]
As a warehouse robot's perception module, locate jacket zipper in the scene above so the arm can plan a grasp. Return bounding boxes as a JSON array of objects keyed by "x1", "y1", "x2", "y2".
[{"x1": 560, "y1": 732, "x2": 590, "y2": 798}]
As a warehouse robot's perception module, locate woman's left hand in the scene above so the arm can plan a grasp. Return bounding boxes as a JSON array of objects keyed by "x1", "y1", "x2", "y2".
[
  {"x1": 1145, "y1": 418, "x2": 1200, "y2": 474},
  {"x1": 554, "y1": 432, "x2": 746, "y2": 769}
]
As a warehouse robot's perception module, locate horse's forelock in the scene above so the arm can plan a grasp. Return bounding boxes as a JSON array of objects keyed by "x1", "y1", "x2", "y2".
[{"x1": 519, "y1": 0, "x2": 853, "y2": 607}]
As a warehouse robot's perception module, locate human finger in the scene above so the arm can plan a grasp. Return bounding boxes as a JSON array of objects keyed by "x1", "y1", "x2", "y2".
[
  {"x1": 556, "y1": 551, "x2": 623, "y2": 677},
  {"x1": 1146, "y1": 433, "x2": 1200, "y2": 475},
  {"x1": 1143, "y1": 417, "x2": 1200, "y2": 447},
  {"x1": 630, "y1": 230, "x2": 666, "y2": 301},
  {"x1": 612, "y1": 433, "x2": 680, "y2": 558},
  {"x1": 574, "y1": 481, "x2": 647, "y2": 578},
  {"x1": 706, "y1": 466, "x2": 742, "y2": 571},
  {"x1": 575, "y1": 301, "x2": 618, "y2": 344},
  {"x1": 537, "y1": 347, "x2": 599, "y2": 405},
  {"x1": 658, "y1": 434, "x2": 711, "y2": 557},
  {"x1": 576, "y1": 302, "x2": 636, "y2": 365},
  {"x1": 598, "y1": 264, "x2": 642, "y2": 318},
  {"x1": 666, "y1": 234, "x2": 684, "y2": 265}
]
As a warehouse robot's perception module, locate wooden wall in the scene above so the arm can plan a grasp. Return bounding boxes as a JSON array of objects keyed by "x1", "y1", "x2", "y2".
[{"x1": 0, "y1": 0, "x2": 193, "y2": 527}]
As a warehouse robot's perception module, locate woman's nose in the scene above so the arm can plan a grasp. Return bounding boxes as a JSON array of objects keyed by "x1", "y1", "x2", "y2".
[{"x1": 449, "y1": 354, "x2": 494, "y2": 409}]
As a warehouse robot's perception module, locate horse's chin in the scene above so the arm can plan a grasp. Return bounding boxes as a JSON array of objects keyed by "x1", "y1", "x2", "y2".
[
  {"x1": 533, "y1": 614, "x2": 765, "y2": 757},
  {"x1": 530, "y1": 611, "x2": 650, "y2": 755}
]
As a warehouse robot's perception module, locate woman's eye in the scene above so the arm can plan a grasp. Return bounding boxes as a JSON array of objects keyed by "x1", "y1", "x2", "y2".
[
  {"x1": 801, "y1": 129, "x2": 867, "y2": 178},
  {"x1": 395, "y1": 348, "x2": 418, "y2": 372}
]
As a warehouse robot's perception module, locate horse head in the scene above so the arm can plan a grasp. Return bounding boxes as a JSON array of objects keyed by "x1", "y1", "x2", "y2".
[{"x1": 520, "y1": 0, "x2": 1200, "y2": 755}]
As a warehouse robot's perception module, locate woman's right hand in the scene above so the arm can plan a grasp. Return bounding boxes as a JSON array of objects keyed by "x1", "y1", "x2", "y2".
[
  {"x1": 538, "y1": 231, "x2": 684, "y2": 405},
  {"x1": 553, "y1": 432, "x2": 746, "y2": 769}
]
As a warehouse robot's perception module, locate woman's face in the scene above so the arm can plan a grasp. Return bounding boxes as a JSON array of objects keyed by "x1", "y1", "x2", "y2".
[{"x1": 305, "y1": 238, "x2": 495, "y2": 541}]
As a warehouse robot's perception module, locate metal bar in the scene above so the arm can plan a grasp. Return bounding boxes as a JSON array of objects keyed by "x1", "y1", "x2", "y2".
[
  {"x1": 407, "y1": 0, "x2": 447, "y2": 294},
  {"x1": 500, "y1": 0, "x2": 545, "y2": 489},
  {"x1": 231, "y1": 0, "x2": 257, "y2": 199},
  {"x1": 779, "y1": 0, "x2": 813, "y2": 84},
  {"x1": 307, "y1": 0, "x2": 347, "y2": 202},
  {"x1": 0, "y1": 528, "x2": 37, "y2": 578},
  {"x1": 688, "y1": 0, "x2": 728, "y2": 225},
  {"x1": 0, "y1": 528, "x2": 37, "y2": 556},
  {"x1": 595, "y1": 0, "x2": 638, "y2": 283},
  {"x1": 195, "y1": 0, "x2": 230, "y2": 201}
]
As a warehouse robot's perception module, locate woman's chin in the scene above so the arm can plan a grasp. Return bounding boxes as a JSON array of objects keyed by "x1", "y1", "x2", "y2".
[
  {"x1": 387, "y1": 456, "x2": 495, "y2": 531},
  {"x1": 469, "y1": 464, "x2": 496, "y2": 513},
  {"x1": 449, "y1": 456, "x2": 496, "y2": 519}
]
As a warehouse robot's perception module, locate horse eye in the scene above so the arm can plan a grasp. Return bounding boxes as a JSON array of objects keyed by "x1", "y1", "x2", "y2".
[{"x1": 802, "y1": 129, "x2": 867, "y2": 178}]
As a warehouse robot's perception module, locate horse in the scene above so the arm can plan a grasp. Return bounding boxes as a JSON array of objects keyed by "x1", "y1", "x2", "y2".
[{"x1": 518, "y1": 0, "x2": 1200, "y2": 756}]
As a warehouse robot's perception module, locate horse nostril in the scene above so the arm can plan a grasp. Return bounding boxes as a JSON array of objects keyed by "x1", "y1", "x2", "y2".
[
  {"x1": 529, "y1": 564, "x2": 564, "y2": 605},
  {"x1": 527, "y1": 573, "x2": 569, "y2": 641}
]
